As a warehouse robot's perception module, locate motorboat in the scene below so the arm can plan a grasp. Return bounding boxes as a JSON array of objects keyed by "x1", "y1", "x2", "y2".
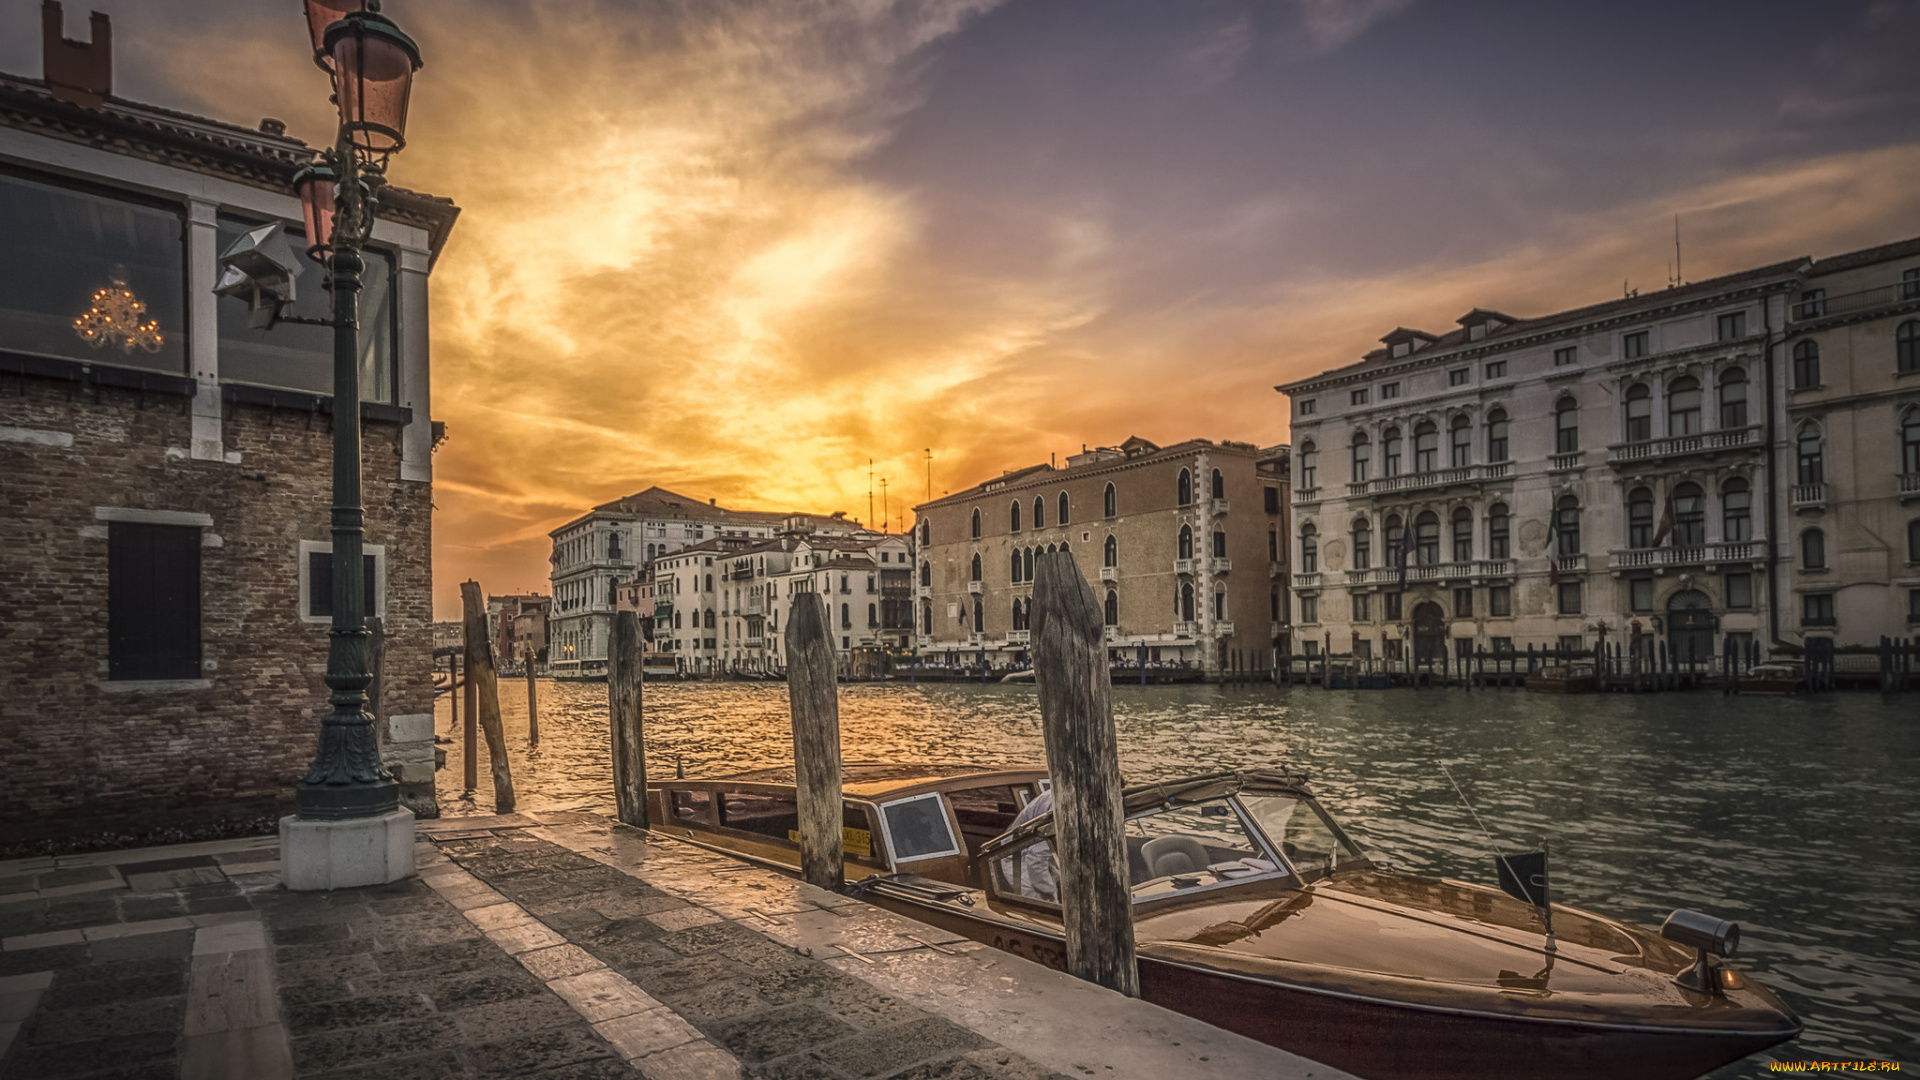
[
  {"x1": 1524, "y1": 662, "x2": 1598, "y2": 694},
  {"x1": 648, "y1": 764, "x2": 1799, "y2": 1080},
  {"x1": 1737, "y1": 661, "x2": 1806, "y2": 695}
]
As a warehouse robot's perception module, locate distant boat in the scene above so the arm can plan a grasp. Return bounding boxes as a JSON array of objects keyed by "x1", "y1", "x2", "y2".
[
  {"x1": 1000, "y1": 669, "x2": 1036, "y2": 683},
  {"x1": 1525, "y1": 662, "x2": 1597, "y2": 694},
  {"x1": 1738, "y1": 661, "x2": 1806, "y2": 696}
]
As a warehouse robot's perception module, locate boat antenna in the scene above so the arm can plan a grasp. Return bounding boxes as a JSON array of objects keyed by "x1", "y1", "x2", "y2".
[{"x1": 1440, "y1": 762, "x2": 1557, "y2": 951}]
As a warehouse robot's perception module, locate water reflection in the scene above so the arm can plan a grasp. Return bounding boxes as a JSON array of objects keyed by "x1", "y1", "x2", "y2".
[{"x1": 434, "y1": 681, "x2": 1918, "y2": 1077}]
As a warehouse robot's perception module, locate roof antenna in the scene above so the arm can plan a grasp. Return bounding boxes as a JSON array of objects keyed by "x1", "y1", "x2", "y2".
[{"x1": 1672, "y1": 214, "x2": 1684, "y2": 288}]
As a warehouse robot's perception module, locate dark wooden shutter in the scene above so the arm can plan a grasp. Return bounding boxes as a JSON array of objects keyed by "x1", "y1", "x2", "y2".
[
  {"x1": 108, "y1": 522, "x2": 201, "y2": 680},
  {"x1": 309, "y1": 551, "x2": 377, "y2": 618}
]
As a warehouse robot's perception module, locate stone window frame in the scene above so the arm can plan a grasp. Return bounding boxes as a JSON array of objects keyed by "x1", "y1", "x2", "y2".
[
  {"x1": 297, "y1": 538, "x2": 388, "y2": 626},
  {"x1": 92, "y1": 507, "x2": 216, "y2": 693}
]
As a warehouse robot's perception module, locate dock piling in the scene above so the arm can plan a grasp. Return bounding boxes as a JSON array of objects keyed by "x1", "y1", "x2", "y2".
[
  {"x1": 525, "y1": 646, "x2": 540, "y2": 746},
  {"x1": 609, "y1": 611, "x2": 648, "y2": 828},
  {"x1": 460, "y1": 580, "x2": 515, "y2": 813},
  {"x1": 1031, "y1": 549, "x2": 1140, "y2": 998},
  {"x1": 785, "y1": 594, "x2": 845, "y2": 892}
]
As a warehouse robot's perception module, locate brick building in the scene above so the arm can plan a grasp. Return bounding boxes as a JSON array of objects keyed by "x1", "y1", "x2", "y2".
[
  {"x1": 912, "y1": 437, "x2": 1290, "y2": 676},
  {"x1": 0, "y1": 11, "x2": 458, "y2": 852}
]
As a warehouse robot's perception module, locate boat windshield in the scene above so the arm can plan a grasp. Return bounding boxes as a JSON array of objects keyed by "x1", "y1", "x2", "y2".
[
  {"x1": 1125, "y1": 799, "x2": 1285, "y2": 902},
  {"x1": 1238, "y1": 795, "x2": 1363, "y2": 883}
]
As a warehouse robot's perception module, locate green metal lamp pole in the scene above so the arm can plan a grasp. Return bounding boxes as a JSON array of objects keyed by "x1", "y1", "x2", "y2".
[{"x1": 289, "y1": 4, "x2": 423, "y2": 820}]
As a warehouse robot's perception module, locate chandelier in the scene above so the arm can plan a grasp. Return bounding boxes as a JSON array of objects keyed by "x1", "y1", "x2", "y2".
[{"x1": 73, "y1": 276, "x2": 165, "y2": 354}]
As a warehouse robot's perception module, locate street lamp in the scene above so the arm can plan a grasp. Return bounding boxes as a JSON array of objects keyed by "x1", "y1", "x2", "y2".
[{"x1": 217, "y1": 1, "x2": 424, "y2": 888}]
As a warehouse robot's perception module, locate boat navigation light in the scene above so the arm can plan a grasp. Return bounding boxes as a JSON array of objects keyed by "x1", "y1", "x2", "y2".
[{"x1": 1662, "y1": 909, "x2": 1740, "y2": 996}]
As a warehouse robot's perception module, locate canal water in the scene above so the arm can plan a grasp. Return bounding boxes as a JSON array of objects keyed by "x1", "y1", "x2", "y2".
[{"x1": 435, "y1": 680, "x2": 1918, "y2": 1076}]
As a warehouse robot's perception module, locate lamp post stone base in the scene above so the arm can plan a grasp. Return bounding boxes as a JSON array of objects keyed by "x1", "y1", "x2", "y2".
[{"x1": 279, "y1": 808, "x2": 416, "y2": 891}]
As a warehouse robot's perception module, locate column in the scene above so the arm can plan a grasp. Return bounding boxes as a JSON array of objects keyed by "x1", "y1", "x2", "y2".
[{"x1": 186, "y1": 199, "x2": 225, "y2": 462}]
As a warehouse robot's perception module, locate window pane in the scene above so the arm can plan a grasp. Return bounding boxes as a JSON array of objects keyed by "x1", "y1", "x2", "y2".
[
  {"x1": 216, "y1": 216, "x2": 396, "y2": 401},
  {"x1": 720, "y1": 791, "x2": 798, "y2": 839},
  {"x1": 0, "y1": 170, "x2": 186, "y2": 374},
  {"x1": 883, "y1": 795, "x2": 959, "y2": 860},
  {"x1": 108, "y1": 522, "x2": 201, "y2": 680},
  {"x1": 1127, "y1": 800, "x2": 1276, "y2": 898},
  {"x1": 308, "y1": 551, "x2": 378, "y2": 618}
]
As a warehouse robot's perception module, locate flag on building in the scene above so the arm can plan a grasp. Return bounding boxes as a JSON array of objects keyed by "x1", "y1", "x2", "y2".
[
  {"x1": 1394, "y1": 530, "x2": 1410, "y2": 591},
  {"x1": 1652, "y1": 489, "x2": 1677, "y2": 547},
  {"x1": 1545, "y1": 512, "x2": 1561, "y2": 585}
]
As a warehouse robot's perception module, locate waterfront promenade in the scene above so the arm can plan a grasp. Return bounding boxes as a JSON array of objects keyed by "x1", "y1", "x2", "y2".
[{"x1": 0, "y1": 811, "x2": 1348, "y2": 1080}]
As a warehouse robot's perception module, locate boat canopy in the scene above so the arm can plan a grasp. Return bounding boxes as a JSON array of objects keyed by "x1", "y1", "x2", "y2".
[{"x1": 979, "y1": 768, "x2": 1313, "y2": 857}]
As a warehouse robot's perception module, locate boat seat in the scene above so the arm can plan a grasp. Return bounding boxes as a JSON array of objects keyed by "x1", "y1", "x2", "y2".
[{"x1": 1142, "y1": 836, "x2": 1212, "y2": 880}]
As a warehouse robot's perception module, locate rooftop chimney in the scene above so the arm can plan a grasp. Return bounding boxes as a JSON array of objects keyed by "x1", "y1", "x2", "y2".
[{"x1": 42, "y1": 1, "x2": 111, "y2": 109}]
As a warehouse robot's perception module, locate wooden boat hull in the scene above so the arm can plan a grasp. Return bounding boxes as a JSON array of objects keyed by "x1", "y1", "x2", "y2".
[
  {"x1": 1524, "y1": 675, "x2": 1597, "y2": 693},
  {"x1": 867, "y1": 888, "x2": 1796, "y2": 1080},
  {"x1": 1736, "y1": 678, "x2": 1802, "y2": 695}
]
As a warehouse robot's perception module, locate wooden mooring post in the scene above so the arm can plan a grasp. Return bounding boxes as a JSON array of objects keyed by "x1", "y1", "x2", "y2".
[
  {"x1": 461, "y1": 651, "x2": 477, "y2": 792},
  {"x1": 460, "y1": 581, "x2": 515, "y2": 812},
  {"x1": 1031, "y1": 550, "x2": 1140, "y2": 998},
  {"x1": 525, "y1": 646, "x2": 540, "y2": 747},
  {"x1": 609, "y1": 611, "x2": 648, "y2": 827},
  {"x1": 784, "y1": 594, "x2": 844, "y2": 892}
]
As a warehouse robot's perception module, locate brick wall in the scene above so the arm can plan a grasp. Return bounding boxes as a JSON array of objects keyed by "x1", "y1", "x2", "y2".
[{"x1": 0, "y1": 375, "x2": 436, "y2": 855}]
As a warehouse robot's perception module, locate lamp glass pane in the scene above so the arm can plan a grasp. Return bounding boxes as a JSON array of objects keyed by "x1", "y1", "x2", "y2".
[
  {"x1": 332, "y1": 32, "x2": 415, "y2": 152},
  {"x1": 296, "y1": 173, "x2": 337, "y2": 252},
  {"x1": 303, "y1": 0, "x2": 361, "y2": 55}
]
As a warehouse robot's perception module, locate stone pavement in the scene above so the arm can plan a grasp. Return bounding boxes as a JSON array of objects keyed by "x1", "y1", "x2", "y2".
[{"x1": 0, "y1": 813, "x2": 1351, "y2": 1080}]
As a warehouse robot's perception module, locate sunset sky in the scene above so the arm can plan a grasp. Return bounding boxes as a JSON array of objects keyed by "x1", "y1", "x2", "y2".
[{"x1": 7, "y1": 0, "x2": 1919, "y2": 618}]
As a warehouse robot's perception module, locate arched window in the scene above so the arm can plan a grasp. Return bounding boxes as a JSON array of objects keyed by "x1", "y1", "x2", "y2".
[
  {"x1": 1033, "y1": 496, "x2": 1045, "y2": 530},
  {"x1": 1350, "y1": 432, "x2": 1372, "y2": 483},
  {"x1": 1207, "y1": 530, "x2": 1225, "y2": 558},
  {"x1": 1268, "y1": 527, "x2": 1278, "y2": 562},
  {"x1": 1668, "y1": 376, "x2": 1702, "y2": 436},
  {"x1": 1023, "y1": 546, "x2": 1034, "y2": 581},
  {"x1": 1486, "y1": 409, "x2": 1509, "y2": 463},
  {"x1": 1382, "y1": 427, "x2": 1402, "y2": 477},
  {"x1": 1487, "y1": 503, "x2": 1510, "y2": 559},
  {"x1": 1793, "y1": 340, "x2": 1820, "y2": 389},
  {"x1": 1010, "y1": 550, "x2": 1022, "y2": 583},
  {"x1": 1906, "y1": 410, "x2": 1920, "y2": 474},
  {"x1": 920, "y1": 560, "x2": 930, "y2": 586},
  {"x1": 1385, "y1": 514, "x2": 1404, "y2": 565},
  {"x1": 1719, "y1": 368, "x2": 1748, "y2": 428},
  {"x1": 1011, "y1": 599, "x2": 1024, "y2": 631},
  {"x1": 1352, "y1": 518, "x2": 1371, "y2": 570},
  {"x1": 1214, "y1": 590, "x2": 1228, "y2": 621},
  {"x1": 1624, "y1": 383, "x2": 1652, "y2": 443},
  {"x1": 1180, "y1": 582, "x2": 1195, "y2": 621},
  {"x1": 706, "y1": 574, "x2": 713, "y2": 592},
  {"x1": 1414, "y1": 511, "x2": 1439, "y2": 565},
  {"x1": 1058, "y1": 492, "x2": 1070, "y2": 526},
  {"x1": 1449, "y1": 415, "x2": 1472, "y2": 468},
  {"x1": 922, "y1": 600, "x2": 932, "y2": 634},
  {"x1": 1413, "y1": 420, "x2": 1438, "y2": 472},
  {"x1": 1628, "y1": 487, "x2": 1654, "y2": 548},
  {"x1": 970, "y1": 552, "x2": 981, "y2": 581},
  {"x1": 1723, "y1": 479, "x2": 1751, "y2": 542},
  {"x1": 1103, "y1": 534, "x2": 1117, "y2": 567},
  {"x1": 706, "y1": 610, "x2": 716, "y2": 629},
  {"x1": 1010, "y1": 501, "x2": 1021, "y2": 532},
  {"x1": 1103, "y1": 482, "x2": 1117, "y2": 517},
  {"x1": 1797, "y1": 424, "x2": 1824, "y2": 485},
  {"x1": 1211, "y1": 469, "x2": 1224, "y2": 499},
  {"x1": 1673, "y1": 482, "x2": 1705, "y2": 546},
  {"x1": 970, "y1": 508, "x2": 981, "y2": 539},
  {"x1": 1802, "y1": 528, "x2": 1826, "y2": 570},
  {"x1": 973, "y1": 598, "x2": 983, "y2": 633},
  {"x1": 1047, "y1": 543, "x2": 1058, "y2": 555},
  {"x1": 1295, "y1": 448, "x2": 1315, "y2": 490},
  {"x1": 1555, "y1": 398, "x2": 1579, "y2": 454},
  {"x1": 1178, "y1": 468, "x2": 1194, "y2": 506},
  {"x1": 919, "y1": 519, "x2": 930, "y2": 545},
  {"x1": 1178, "y1": 523, "x2": 1194, "y2": 560},
  {"x1": 1451, "y1": 507, "x2": 1473, "y2": 563},
  {"x1": 1299, "y1": 524, "x2": 1317, "y2": 573},
  {"x1": 1901, "y1": 321, "x2": 1920, "y2": 374},
  {"x1": 1104, "y1": 589, "x2": 1118, "y2": 626},
  {"x1": 1555, "y1": 496, "x2": 1581, "y2": 555}
]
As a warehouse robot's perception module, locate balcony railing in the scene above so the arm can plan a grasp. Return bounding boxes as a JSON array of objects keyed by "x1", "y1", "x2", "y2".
[
  {"x1": 1270, "y1": 560, "x2": 1286, "y2": 578},
  {"x1": 1173, "y1": 558, "x2": 1196, "y2": 575},
  {"x1": 1103, "y1": 625, "x2": 1121, "y2": 643},
  {"x1": 1475, "y1": 559, "x2": 1514, "y2": 577},
  {"x1": 1214, "y1": 621, "x2": 1235, "y2": 636},
  {"x1": 1608, "y1": 541, "x2": 1761, "y2": 571},
  {"x1": 1294, "y1": 572, "x2": 1320, "y2": 589},
  {"x1": 743, "y1": 637, "x2": 764, "y2": 648},
  {"x1": 916, "y1": 585, "x2": 931, "y2": 598},
  {"x1": 743, "y1": 599, "x2": 765, "y2": 615},
  {"x1": 1791, "y1": 483, "x2": 1828, "y2": 510},
  {"x1": 1901, "y1": 473, "x2": 1920, "y2": 500},
  {"x1": 1208, "y1": 498, "x2": 1231, "y2": 515},
  {"x1": 1098, "y1": 566, "x2": 1119, "y2": 582},
  {"x1": 1007, "y1": 630, "x2": 1030, "y2": 644},
  {"x1": 1608, "y1": 425, "x2": 1759, "y2": 466},
  {"x1": 967, "y1": 580, "x2": 983, "y2": 594},
  {"x1": 1552, "y1": 554, "x2": 1586, "y2": 575},
  {"x1": 1549, "y1": 451, "x2": 1584, "y2": 472},
  {"x1": 1346, "y1": 462, "x2": 1511, "y2": 498},
  {"x1": 1292, "y1": 488, "x2": 1321, "y2": 506},
  {"x1": 1210, "y1": 557, "x2": 1232, "y2": 573},
  {"x1": 1173, "y1": 621, "x2": 1197, "y2": 638},
  {"x1": 1787, "y1": 281, "x2": 1920, "y2": 323},
  {"x1": 967, "y1": 632, "x2": 984, "y2": 646}
]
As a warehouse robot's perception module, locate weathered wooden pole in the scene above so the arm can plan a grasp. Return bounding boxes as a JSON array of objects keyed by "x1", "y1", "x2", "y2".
[
  {"x1": 608, "y1": 611, "x2": 649, "y2": 827},
  {"x1": 460, "y1": 581, "x2": 514, "y2": 812},
  {"x1": 461, "y1": 652, "x2": 477, "y2": 791},
  {"x1": 525, "y1": 646, "x2": 540, "y2": 746},
  {"x1": 1030, "y1": 550, "x2": 1139, "y2": 998},
  {"x1": 783, "y1": 594, "x2": 844, "y2": 891}
]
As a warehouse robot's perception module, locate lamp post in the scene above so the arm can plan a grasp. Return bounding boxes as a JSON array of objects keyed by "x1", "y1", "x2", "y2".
[{"x1": 231, "y1": 1, "x2": 423, "y2": 889}]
